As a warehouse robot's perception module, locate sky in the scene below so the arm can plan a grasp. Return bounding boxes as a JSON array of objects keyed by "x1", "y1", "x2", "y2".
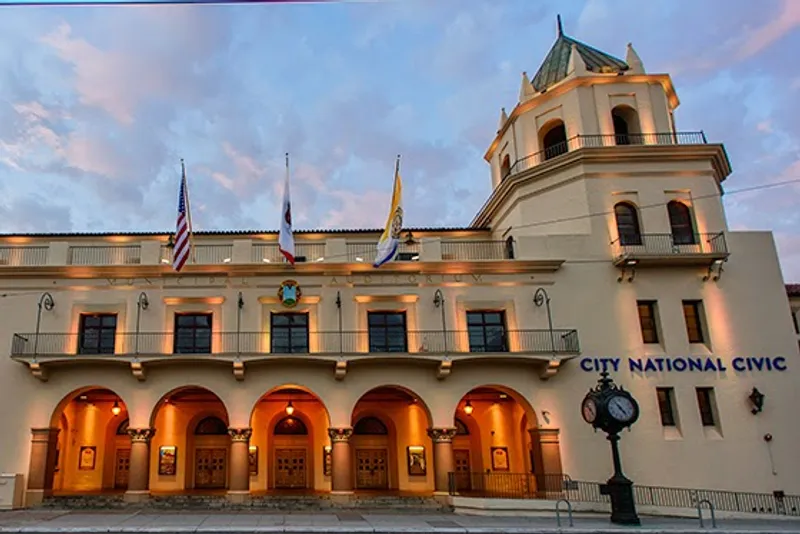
[{"x1": 0, "y1": 0, "x2": 798, "y2": 280}]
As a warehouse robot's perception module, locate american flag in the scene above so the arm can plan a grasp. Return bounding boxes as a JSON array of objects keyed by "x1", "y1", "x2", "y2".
[{"x1": 172, "y1": 163, "x2": 191, "y2": 271}]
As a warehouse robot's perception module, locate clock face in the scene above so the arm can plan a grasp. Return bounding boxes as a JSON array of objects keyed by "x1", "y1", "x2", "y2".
[
  {"x1": 608, "y1": 395, "x2": 636, "y2": 423},
  {"x1": 581, "y1": 397, "x2": 597, "y2": 424}
]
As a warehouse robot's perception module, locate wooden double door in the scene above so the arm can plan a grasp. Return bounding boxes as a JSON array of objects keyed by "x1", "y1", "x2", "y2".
[
  {"x1": 195, "y1": 448, "x2": 227, "y2": 489},
  {"x1": 453, "y1": 449, "x2": 471, "y2": 491},
  {"x1": 355, "y1": 448, "x2": 388, "y2": 489},
  {"x1": 275, "y1": 448, "x2": 307, "y2": 489}
]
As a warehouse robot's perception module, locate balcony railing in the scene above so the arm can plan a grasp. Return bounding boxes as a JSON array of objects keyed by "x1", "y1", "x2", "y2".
[
  {"x1": 252, "y1": 242, "x2": 326, "y2": 263},
  {"x1": 68, "y1": 245, "x2": 141, "y2": 265},
  {"x1": 346, "y1": 242, "x2": 421, "y2": 263},
  {"x1": 0, "y1": 246, "x2": 48, "y2": 266},
  {"x1": 503, "y1": 131, "x2": 708, "y2": 179},
  {"x1": 161, "y1": 244, "x2": 233, "y2": 265},
  {"x1": 10, "y1": 329, "x2": 579, "y2": 357},
  {"x1": 441, "y1": 240, "x2": 512, "y2": 261},
  {"x1": 448, "y1": 472, "x2": 800, "y2": 517},
  {"x1": 611, "y1": 233, "x2": 728, "y2": 263}
]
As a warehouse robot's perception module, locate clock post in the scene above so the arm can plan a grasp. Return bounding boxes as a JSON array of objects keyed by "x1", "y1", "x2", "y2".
[{"x1": 581, "y1": 371, "x2": 641, "y2": 526}]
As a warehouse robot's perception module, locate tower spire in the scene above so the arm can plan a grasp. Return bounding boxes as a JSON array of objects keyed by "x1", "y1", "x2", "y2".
[{"x1": 557, "y1": 14, "x2": 564, "y2": 37}]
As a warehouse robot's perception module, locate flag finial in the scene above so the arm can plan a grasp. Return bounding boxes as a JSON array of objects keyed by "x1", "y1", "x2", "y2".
[{"x1": 557, "y1": 14, "x2": 564, "y2": 36}]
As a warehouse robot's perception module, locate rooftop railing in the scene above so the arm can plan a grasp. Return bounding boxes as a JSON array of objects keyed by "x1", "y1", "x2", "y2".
[
  {"x1": 68, "y1": 245, "x2": 141, "y2": 265},
  {"x1": 441, "y1": 240, "x2": 512, "y2": 261},
  {"x1": 502, "y1": 131, "x2": 708, "y2": 180},
  {"x1": 11, "y1": 329, "x2": 579, "y2": 357},
  {"x1": 161, "y1": 244, "x2": 234, "y2": 265},
  {"x1": 448, "y1": 472, "x2": 800, "y2": 517},
  {"x1": 0, "y1": 246, "x2": 49, "y2": 266}
]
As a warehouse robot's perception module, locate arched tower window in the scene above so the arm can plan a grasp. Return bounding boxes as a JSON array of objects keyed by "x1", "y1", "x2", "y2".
[
  {"x1": 611, "y1": 106, "x2": 642, "y2": 145},
  {"x1": 540, "y1": 121, "x2": 568, "y2": 161},
  {"x1": 667, "y1": 201, "x2": 696, "y2": 245},
  {"x1": 274, "y1": 416, "x2": 308, "y2": 435},
  {"x1": 614, "y1": 202, "x2": 642, "y2": 246},
  {"x1": 194, "y1": 416, "x2": 228, "y2": 435},
  {"x1": 353, "y1": 416, "x2": 388, "y2": 435},
  {"x1": 500, "y1": 154, "x2": 511, "y2": 179}
]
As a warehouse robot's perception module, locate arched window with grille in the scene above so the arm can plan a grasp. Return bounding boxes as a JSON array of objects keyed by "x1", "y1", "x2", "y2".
[
  {"x1": 667, "y1": 201, "x2": 696, "y2": 245},
  {"x1": 194, "y1": 416, "x2": 228, "y2": 435},
  {"x1": 274, "y1": 416, "x2": 308, "y2": 435},
  {"x1": 353, "y1": 416, "x2": 388, "y2": 435},
  {"x1": 614, "y1": 202, "x2": 642, "y2": 246}
]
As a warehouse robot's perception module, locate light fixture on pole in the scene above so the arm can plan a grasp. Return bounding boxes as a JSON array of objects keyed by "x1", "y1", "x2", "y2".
[
  {"x1": 34, "y1": 292, "x2": 55, "y2": 356},
  {"x1": 463, "y1": 400, "x2": 474, "y2": 416},
  {"x1": 433, "y1": 289, "x2": 447, "y2": 353},
  {"x1": 285, "y1": 401, "x2": 295, "y2": 416},
  {"x1": 111, "y1": 400, "x2": 122, "y2": 416},
  {"x1": 135, "y1": 292, "x2": 149, "y2": 355}
]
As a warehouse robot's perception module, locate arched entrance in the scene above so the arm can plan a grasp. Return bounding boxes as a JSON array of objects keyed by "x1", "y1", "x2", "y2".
[
  {"x1": 49, "y1": 387, "x2": 129, "y2": 494},
  {"x1": 149, "y1": 386, "x2": 230, "y2": 493},
  {"x1": 249, "y1": 386, "x2": 330, "y2": 492},
  {"x1": 454, "y1": 386, "x2": 562, "y2": 497},
  {"x1": 350, "y1": 386, "x2": 433, "y2": 493}
]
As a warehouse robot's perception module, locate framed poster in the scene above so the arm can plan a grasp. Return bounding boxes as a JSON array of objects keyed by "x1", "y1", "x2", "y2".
[
  {"x1": 79, "y1": 446, "x2": 96, "y2": 470},
  {"x1": 323, "y1": 446, "x2": 332, "y2": 477},
  {"x1": 407, "y1": 445, "x2": 426, "y2": 476},
  {"x1": 491, "y1": 447, "x2": 509, "y2": 471},
  {"x1": 248, "y1": 446, "x2": 258, "y2": 476},
  {"x1": 158, "y1": 445, "x2": 177, "y2": 476}
]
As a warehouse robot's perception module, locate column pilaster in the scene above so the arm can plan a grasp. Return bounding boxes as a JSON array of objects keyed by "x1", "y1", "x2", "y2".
[
  {"x1": 228, "y1": 428, "x2": 252, "y2": 502},
  {"x1": 328, "y1": 427, "x2": 353, "y2": 494},
  {"x1": 528, "y1": 427, "x2": 563, "y2": 494},
  {"x1": 26, "y1": 428, "x2": 59, "y2": 506},
  {"x1": 125, "y1": 428, "x2": 154, "y2": 503},
  {"x1": 428, "y1": 428, "x2": 457, "y2": 495}
]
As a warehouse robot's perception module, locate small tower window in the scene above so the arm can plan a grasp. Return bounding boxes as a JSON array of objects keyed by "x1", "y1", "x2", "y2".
[
  {"x1": 540, "y1": 121, "x2": 568, "y2": 161},
  {"x1": 667, "y1": 201, "x2": 696, "y2": 245},
  {"x1": 614, "y1": 202, "x2": 642, "y2": 246},
  {"x1": 500, "y1": 154, "x2": 511, "y2": 179},
  {"x1": 611, "y1": 106, "x2": 642, "y2": 145}
]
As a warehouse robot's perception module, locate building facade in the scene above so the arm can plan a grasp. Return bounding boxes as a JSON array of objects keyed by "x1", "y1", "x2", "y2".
[{"x1": 2, "y1": 25, "x2": 799, "y2": 508}]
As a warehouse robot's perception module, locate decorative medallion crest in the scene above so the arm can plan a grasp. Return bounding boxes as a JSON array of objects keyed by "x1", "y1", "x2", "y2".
[{"x1": 278, "y1": 279, "x2": 302, "y2": 308}]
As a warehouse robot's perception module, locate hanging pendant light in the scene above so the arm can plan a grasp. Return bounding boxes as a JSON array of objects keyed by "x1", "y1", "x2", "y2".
[
  {"x1": 111, "y1": 400, "x2": 122, "y2": 416},
  {"x1": 463, "y1": 400, "x2": 474, "y2": 416},
  {"x1": 285, "y1": 401, "x2": 295, "y2": 416}
]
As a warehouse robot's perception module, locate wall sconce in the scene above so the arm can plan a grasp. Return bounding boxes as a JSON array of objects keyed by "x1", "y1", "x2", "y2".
[
  {"x1": 749, "y1": 387, "x2": 765, "y2": 414},
  {"x1": 703, "y1": 259, "x2": 725, "y2": 282},
  {"x1": 285, "y1": 401, "x2": 295, "y2": 416},
  {"x1": 463, "y1": 400, "x2": 474, "y2": 416},
  {"x1": 111, "y1": 400, "x2": 122, "y2": 416},
  {"x1": 617, "y1": 259, "x2": 638, "y2": 283}
]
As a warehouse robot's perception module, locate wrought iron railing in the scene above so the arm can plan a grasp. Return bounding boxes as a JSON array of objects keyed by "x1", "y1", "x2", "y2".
[
  {"x1": 0, "y1": 246, "x2": 49, "y2": 266},
  {"x1": 441, "y1": 240, "x2": 512, "y2": 261},
  {"x1": 502, "y1": 131, "x2": 708, "y2": 179},
  {"x1": 611, "y1": 233, "x2": 728, "y2": 259},
  {"x1": 68, "y1": 245, "x2": 141, "y2": 265},
  {"x1": 10, "y1": 329, "x2": 579, "y2": 357},
  {"x1": 448, "y1": 472, "x2": 800, "y2": 517}
]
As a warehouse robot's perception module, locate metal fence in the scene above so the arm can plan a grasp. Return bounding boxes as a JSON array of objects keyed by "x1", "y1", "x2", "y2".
[
  {"x1": 611, "y1": 233, "x2": 728, "y2": 258},
  {"x1": 11, "y1": 329, "x2": 579, "y2": 357},
  {"x1": 503, "y1": 131, "x2": 708, "y2": 179},
  {"x1": 448, "y1": 472, "x2": 800, "y2": 517},
  {"x1": 0, "y1": 246, "x2": 49, "y2": 266},
  {"x1": 441, "y1": 240, "x2": 511, "y2": 261},
  {"x1": 68, "y1": 245, "x2": 142, "y2": 265}
]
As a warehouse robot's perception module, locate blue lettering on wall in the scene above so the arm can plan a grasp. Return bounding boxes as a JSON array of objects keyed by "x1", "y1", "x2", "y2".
[{"x1": 584, "y1": 356, "x2": 788, "y2": 373}]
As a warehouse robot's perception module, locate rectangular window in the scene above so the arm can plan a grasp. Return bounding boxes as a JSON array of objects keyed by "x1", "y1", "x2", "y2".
[
  {"x1": 368, "y1": 312, "x2": 407, "y2": 353},
  {"x1": 78, "y1": 314, "x2": 117, "y2": 354},
  {"x1": 656, "y1": 387, "x2": 677, "y2": 427},
  {"x1": 682, "y1": 300, "x2": 705, "y2": 344},
  {"x1": 637, "y1": 301, "x2": 659, "y2": 344},
  {"x1": 174, "y1": 313, "x2": 212, "y2": 354},
  {"x1": 271, "y1": 313, "x2": 309, "y2": 354},
  {"x1": 696, "y1": 387, "x2": 716, "y2": 427},
  {"x1": 467, "y1": 311, "x2": 508, "y2": 352},
  {"x1": 792, "y1": 309, "x2": 799, "y2": 335}
]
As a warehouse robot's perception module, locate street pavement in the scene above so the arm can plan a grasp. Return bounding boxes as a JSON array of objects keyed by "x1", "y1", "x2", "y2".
[{"x1": 0, "y1": 510, "x2": 799, "y2": 533}]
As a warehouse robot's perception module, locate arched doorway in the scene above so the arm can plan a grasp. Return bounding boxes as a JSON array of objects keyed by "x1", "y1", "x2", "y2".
[
  {"x1": 611, "y1": 105, "x2": 642, "y2": 145},
  {"x1": 49, "y1": 387, "x2": 129, "y2": 494},
  {"x1": 250, "y1": 386, "x2": 330, "y2": 492},
  {"x1": 539, "y1": 120, "x2": 568, "y2": 160},
  {"x1": 454, "y1": 386, "x2": 561, "y2": 497},
  {"x1": 149, "y1": 386, "x2": 230, "y2": 493},
  {"x1": 350, "y1": 386, "x2": 433, "y2": 493}
]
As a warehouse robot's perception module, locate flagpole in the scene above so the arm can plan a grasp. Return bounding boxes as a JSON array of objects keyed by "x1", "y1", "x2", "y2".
[
  {"x1": 395, "y1": 154, "x2": 400, "y2": 176},
  {"x1": 181, "y1": 159, "x2": 197, "y2": 263}
]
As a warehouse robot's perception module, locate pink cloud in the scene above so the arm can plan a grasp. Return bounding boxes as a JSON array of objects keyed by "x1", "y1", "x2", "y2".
[{"x1": 737, "y1": 0, "x2": 800, "y2": 60}]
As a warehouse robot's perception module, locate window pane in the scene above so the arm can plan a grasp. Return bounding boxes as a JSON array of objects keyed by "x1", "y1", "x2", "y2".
[
  {"x1": 484, "y1": 313, "x2": 503, "y2": 325},
  {"x1": 696, "y1": 388, "x2": 715, "y2": 426},
  {"x1": 656, "y1": 388, "x2": 676, "y2": 427},
  {"x1": 368, "y1": 313, "x2": 386, "y2": 326},
  {"x1": 102, "y1": 315, "x2": 117, "y2": 327},
  {"x1": 197, "y1": 314, "x2": 212, "y2": 328},
  {"x1": 272, "y1": 314, "x2": 289, "y2": 326},
  {"x1": 290, "y1": 314, "x2": 308, "y2": 325},
  {"x1": 386, "y1": 313, "x2": 405, "y2": 326},
  {"x1": 466, "y1": 313, "x2": 483, "y2": 325},
  {"x1": 637, "y1": 302, "x2": 659, "y2": 344}
]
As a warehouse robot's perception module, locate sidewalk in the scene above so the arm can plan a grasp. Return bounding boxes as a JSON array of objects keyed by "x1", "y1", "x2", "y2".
[{"x1": 0, "y1": 510, "x2": 799, "y2": 534}]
